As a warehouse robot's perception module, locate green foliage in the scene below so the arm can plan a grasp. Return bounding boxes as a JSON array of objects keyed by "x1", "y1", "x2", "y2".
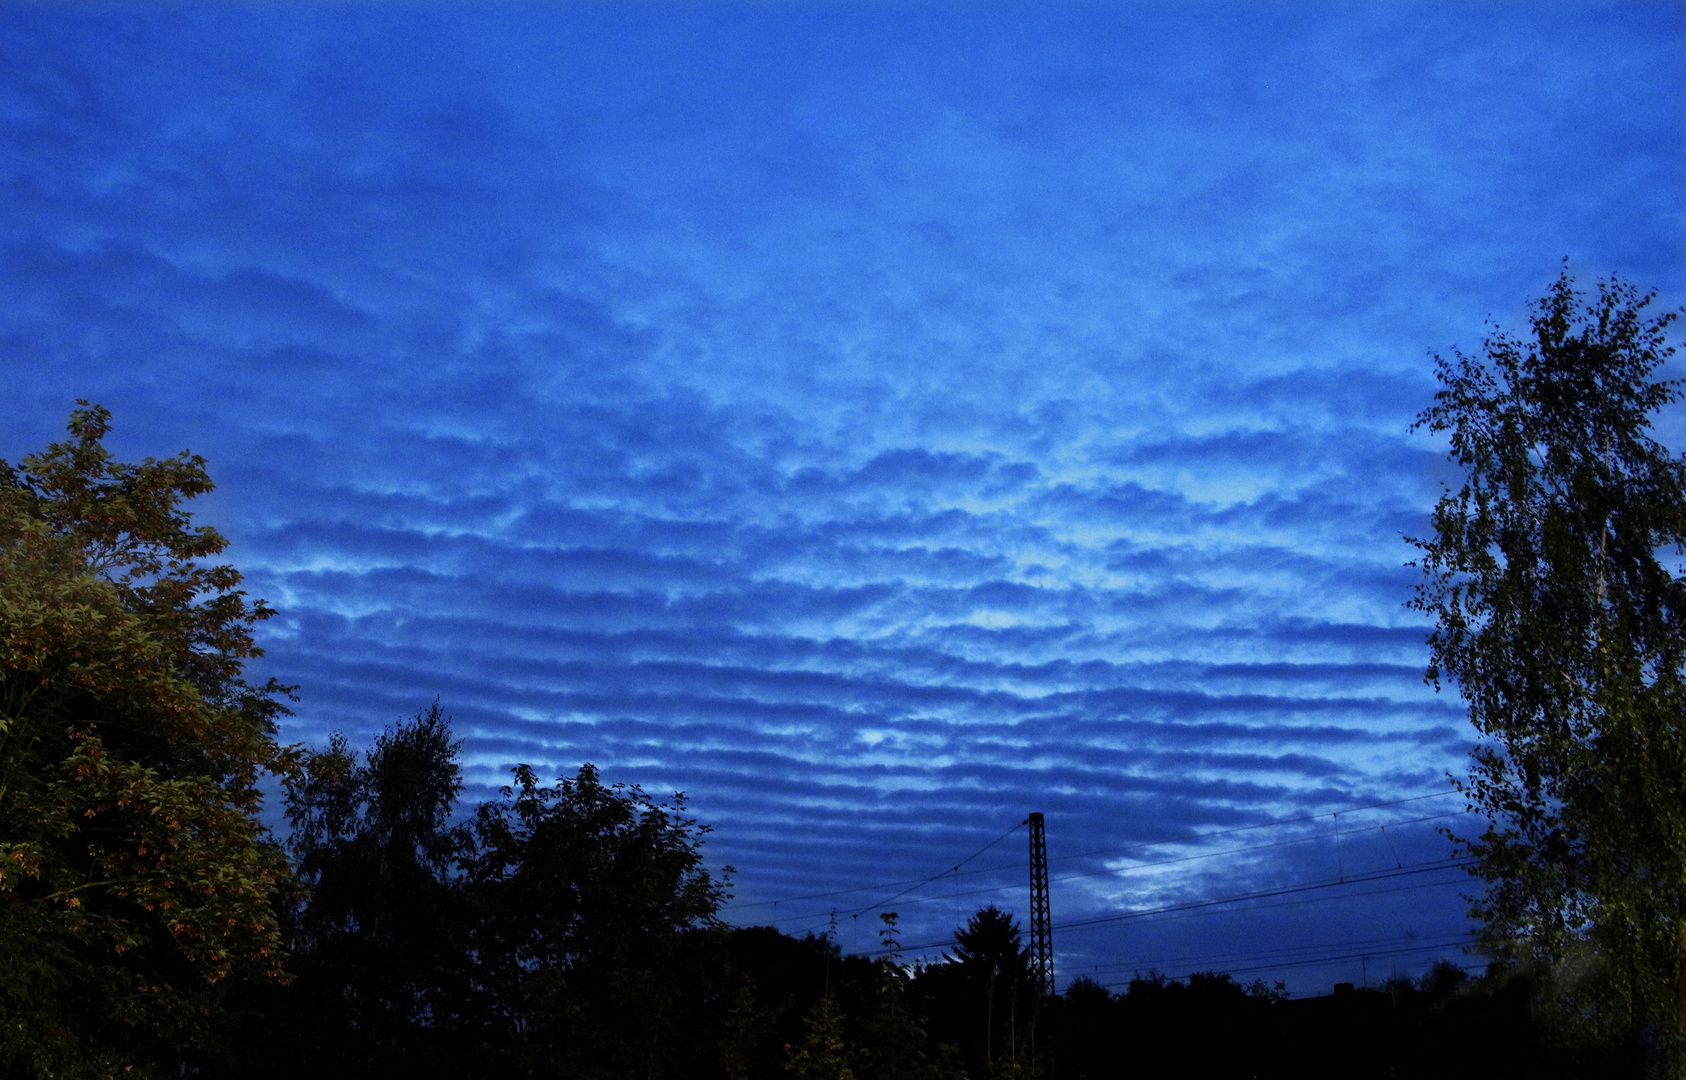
[
  {"x1": 1410, "y1": 269, "x2": 1686, "y2": 1070},
  {"x1": 786, "y1": 993, "x2": 859, "y2": 1080},
  {"x1": 723, "y1": 978, "x2": 776, "y2": 1080},
  {"x1": 0, "y1": 404, "x2": 295, "y2": 1076}
]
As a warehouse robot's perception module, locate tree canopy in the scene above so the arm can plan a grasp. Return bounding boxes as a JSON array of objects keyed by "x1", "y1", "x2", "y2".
[
  {"x1": 1410, "y1": 269, "x2": 1686, "y2": 1070},
  {"x1": 0, "y1": 403, "x2": 295, "y2": 1077}
]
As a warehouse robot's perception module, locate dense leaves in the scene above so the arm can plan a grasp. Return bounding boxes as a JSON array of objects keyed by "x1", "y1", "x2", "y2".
[
  {"x1": 1410, "y1": 268, "x2": 1686, "y2": 1071},
  {"x1": 0, "y1": 404, "x2": 295, "y2": 1077}
]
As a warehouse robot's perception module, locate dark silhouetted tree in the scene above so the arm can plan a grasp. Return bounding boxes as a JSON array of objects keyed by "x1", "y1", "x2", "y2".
[
  {"x1": 723, "y1": 926, "x2": 841, "y2": 1079},
  {"x1": 466, "y1": 761, "x2": 729, "y2": 1078},
  {"x1": 920, "y1": 906, "x2": 1037, "y2": 1076},
  {"x1": 1044, "y1": 976, "x2": 1113, "y2": 1080},
  {"x1": 849, "y1": 913, "x2": 962, "y2": 1080},
  {"x1": 278, "y1": 702, "x2": 479, "y2": 1078}
]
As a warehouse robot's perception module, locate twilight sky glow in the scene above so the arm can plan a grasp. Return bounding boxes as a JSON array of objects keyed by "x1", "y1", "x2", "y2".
[{"x1": 3, "y1": 2, "x2": 1683, "y2": 996}]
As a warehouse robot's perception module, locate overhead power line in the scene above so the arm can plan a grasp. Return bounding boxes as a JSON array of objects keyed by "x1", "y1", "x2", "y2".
[
  {"x1": 1055, "y1": 858, "x2": 1473, "y2": 934},
  {"x1": 1080, "y1": 928, "x2": 1477, "y2": 975},
  {"x1": 1094, "y1": 935, "x2": 1478, "y2": 991},
  {"x1": 1040, "y1": 790, "x2": 1462, "y2": 872},
  {"x1": 1084, "y1": 869, "x2": 1475, "y2": 929},
  {"x1": 794, "y1": 852, "x2": 1473, "y2": 956},
  {"x1": 863, "y1": 857, "x2": 1473, "y2": 958},
  {"x1": 727, "y1": 787, "x2": 1465, "y2": 915},
  {"x1": 752, "y1": 808, "x2": 1462, "y2": 931},
  {"x1": 734, "y1": 805, "x2": 1464, "y2": 936},
  {"x1": 845, "y1": 818, "x2": 1024, "y2": 919}
]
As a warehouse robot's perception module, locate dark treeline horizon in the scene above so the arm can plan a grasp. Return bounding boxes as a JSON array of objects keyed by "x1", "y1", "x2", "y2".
[{"x1": 197, "y1": 704, "x2": 1561, "y2": 1080}]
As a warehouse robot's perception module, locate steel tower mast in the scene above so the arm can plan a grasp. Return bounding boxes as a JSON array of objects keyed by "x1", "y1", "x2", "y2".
[{"x1": 1027, "y1": 811, "x2": 1053, "y2": 996}]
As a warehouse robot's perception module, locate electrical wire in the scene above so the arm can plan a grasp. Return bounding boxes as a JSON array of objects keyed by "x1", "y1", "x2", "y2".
[
  {"x1": 1081, "y1": 928, "x2": 1477, "y2": 975},
  {"x1": 1041, "y1": 790, "x2": 1462, "y2": 872},
  {"x1": 1085, "y1": 862, "x2": 1475, "y2": 929},
  {"x1": 810, "y1": 865, "x2": 1482, "y2": 971},
  {"x1": 726, "y1": 787, "x2": 1464, "y2": 914},
  {"x1": 845, "y1": 818, "x2": 1024, "y2": 918},
  {"x1": 730, "y1": 807, "x2": 1463, "y2": 931},
  {"x1": 859, "y1": 857, "x2": 1473, "y2": 957},
  {"x1": 755, "y1": 808, "x2": 1462, "y2": 931},
  {"x1": 787, "y1": 867, "x2": 1475, "y2": 946},
  {"x1": 1094, "y1": 935, "x2": 1478, "y2": 990},
  {"x1": 1055, "y1": 858, "x2": 1473, "y2": 932}
]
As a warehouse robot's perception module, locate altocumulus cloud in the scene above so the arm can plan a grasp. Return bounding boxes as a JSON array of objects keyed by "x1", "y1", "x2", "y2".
[{"x1": 1, "y1": 2, "x2": 1681, "y2": 991}]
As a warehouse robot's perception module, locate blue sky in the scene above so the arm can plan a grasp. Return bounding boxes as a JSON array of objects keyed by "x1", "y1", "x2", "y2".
[{"x1": 3, "y1": 2, "x2": 1682, "y2": 994}]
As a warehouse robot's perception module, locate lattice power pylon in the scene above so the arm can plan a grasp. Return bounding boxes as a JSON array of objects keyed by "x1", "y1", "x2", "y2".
[{"x1": 1027, "y1": 811, "x2": 1054, "y2": 997}]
